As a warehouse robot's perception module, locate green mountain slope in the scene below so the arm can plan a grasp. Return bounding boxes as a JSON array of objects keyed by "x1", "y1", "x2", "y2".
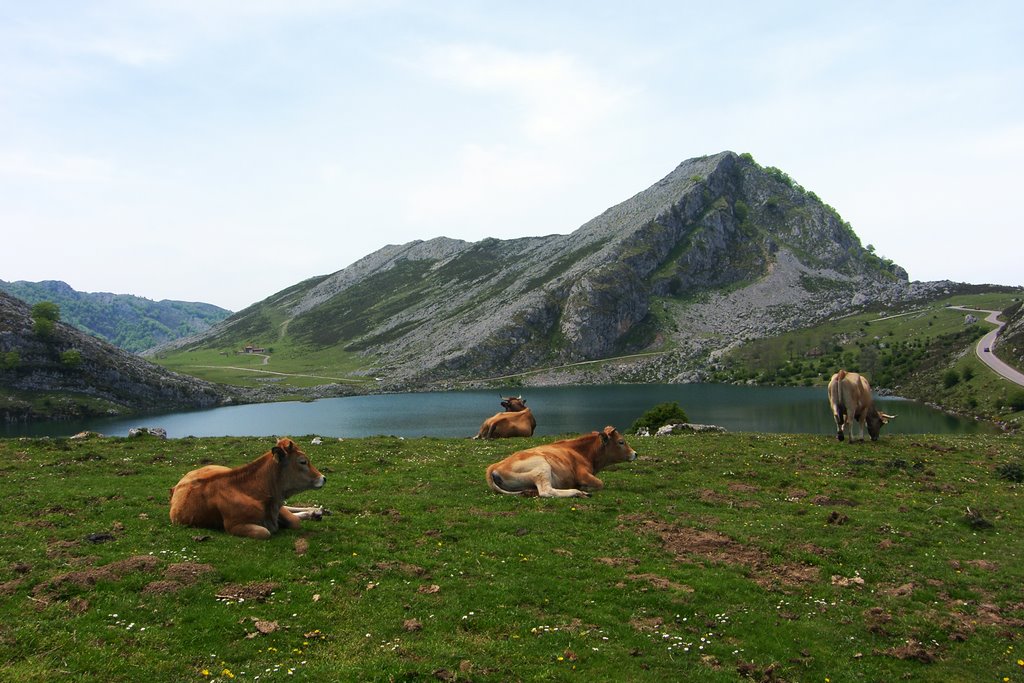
[{"x1": 0, "y1": 280, "x2": 231, "y2": 353}]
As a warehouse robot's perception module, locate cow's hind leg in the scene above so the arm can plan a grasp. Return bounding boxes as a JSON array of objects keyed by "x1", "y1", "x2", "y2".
[
  {"x1": 225, "y1": 522, "x2": 272, "y2": 540},
  {"x1": 533, "y1": 474, "x2": 589, "y2": 498},
  {"x1": 834, "y1": 407, "x2": 846, "y2": 441}
]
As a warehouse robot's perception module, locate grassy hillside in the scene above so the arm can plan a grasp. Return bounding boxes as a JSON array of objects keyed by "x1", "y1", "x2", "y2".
[
  {"x1": 0, "y1": 280, "x2": 230, "y2": 353},
  {"x1": 708, "y1": 292, "x2": 1024, "y2": 426},
  {"x1": 1, "y1": 432, "x2": 1022, "y2": 681}
]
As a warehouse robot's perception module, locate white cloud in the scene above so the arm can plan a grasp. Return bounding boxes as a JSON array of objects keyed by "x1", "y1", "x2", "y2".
[
  {"x1": 403, "y1": 143, "x2": 568, "y2": 230},
  {"x1": 415, "y1": 43, "x2": 628, "y2": 141},
  {"x1": 0, "y1": 151, "x2": 115, "y2": 184}
]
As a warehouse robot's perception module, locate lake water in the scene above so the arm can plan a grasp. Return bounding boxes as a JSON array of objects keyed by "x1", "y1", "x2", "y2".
[{"x1": 1, "y1": 384, "x2": 995, "y2": 439}]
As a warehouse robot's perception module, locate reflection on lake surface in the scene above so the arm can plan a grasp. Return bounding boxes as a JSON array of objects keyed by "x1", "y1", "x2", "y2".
[{"x1": 1, "y1": 383, "x2": 995, "y2": 439}]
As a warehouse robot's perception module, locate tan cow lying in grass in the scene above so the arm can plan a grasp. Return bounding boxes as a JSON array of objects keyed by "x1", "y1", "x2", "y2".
[
  {"x1": 486, "y1": 426, "x2": 637, "y2": 498},
  {"x1": 169, "y1": 437, "x2": 326, "y2": 539},
  {"x1": 473, "y1": 395, "x2": 537, "y2": 439},
  {"x1": 828, "y1": 370, "x2": 895, "y2": 442}
]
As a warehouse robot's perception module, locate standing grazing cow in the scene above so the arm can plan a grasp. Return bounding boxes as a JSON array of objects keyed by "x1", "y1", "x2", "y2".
[
  {"x1": 473, "y1": 395, "x2": 537, "y2": 439},
  {"x1": 827, "y1": 370, "x2": 895, "y2": 442},
  {"x1": 486, "y1": 426, "x2": 637, "y2": 498},
  {"x1": 169, "y1": 437, "x2": 326, "y2": 539}
]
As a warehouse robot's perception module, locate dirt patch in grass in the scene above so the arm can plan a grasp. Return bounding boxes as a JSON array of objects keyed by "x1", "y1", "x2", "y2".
[
  {"x1": 143, "y1": 562, "x2": 216, "y2": 595},
  {"x1": 626, "y1": 573, "x2": 694, "y2": 592},
  {"x1": 629, "y1": 615, "x2": 664, "y2": 632},
  {"x1": 949, "y1": 559, "x2": 999, "y2": 572},
  {"x1": 876, "y1": 639, "x2": 938, "y2": 663},
  {"x1": 215, "y1": 581, "x2": 278, "y2": 602},
  {"x1": 630, "y1": 518, "x2": 819, "y2": 589},
  {"x1": 374, "y1": 561, "x2": 431, "y2": 578},
  {"x1": 697, "y1": 489, "x2": 730, "y2": 504},
  {"x1": 595, "y1": 557, "x2": 640, "y2": 567},
  {"x1": 33, "y1": 555, "x2": 162, "y2": 600}
]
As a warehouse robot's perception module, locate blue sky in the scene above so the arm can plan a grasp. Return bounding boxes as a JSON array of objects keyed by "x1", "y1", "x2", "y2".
[{"x1": 2, "y1": 1, "x2": 1022, "y2": 311}]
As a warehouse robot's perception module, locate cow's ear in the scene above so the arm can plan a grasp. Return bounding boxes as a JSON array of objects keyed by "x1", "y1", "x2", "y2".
[
  {"x1": 600, "y1": 430, "x2": 610, "y2": 444},
  {"x1": 272, "y1": 446, "x2": 287, "y2": 463}
]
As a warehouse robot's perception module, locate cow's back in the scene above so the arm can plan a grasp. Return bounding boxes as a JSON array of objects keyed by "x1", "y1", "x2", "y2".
[{"x1": 169, "y1": 465, "x2": 232, "y2": 529}]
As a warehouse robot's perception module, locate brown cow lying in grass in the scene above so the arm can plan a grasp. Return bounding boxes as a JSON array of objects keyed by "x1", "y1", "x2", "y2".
[
  {"x1": 169, "y1": 437, "x2": 326, "y2": 539},
  {"x1": 473, "y1": 395, "x2": 537, "y2": 439},
  {"x1": 486, "y1": 426, "x2": 637, "y2": 498}
]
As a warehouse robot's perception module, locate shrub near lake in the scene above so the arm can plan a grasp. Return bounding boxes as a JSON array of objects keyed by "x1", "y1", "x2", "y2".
[{"x1": 1, "y1": 432, "x2": 1022, "y2": 681}]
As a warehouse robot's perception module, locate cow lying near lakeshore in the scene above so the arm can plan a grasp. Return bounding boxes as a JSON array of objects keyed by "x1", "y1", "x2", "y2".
[
  {"x1": 169, "y1": 437, "x2": 326, "y2": 539},
  {"x1": 486, "y1": 426, "x2": 637, "y2": 498},
  {"x1": 827, "y1": 370, "x2": 895, "y2": 442},
  {"x1": 473, "y1": 396, "x2": 537, "y2": 439}
]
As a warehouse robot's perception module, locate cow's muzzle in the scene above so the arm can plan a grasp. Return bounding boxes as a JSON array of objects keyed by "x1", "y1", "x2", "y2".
[{"x1": 313, "y1": 475, "x2": 326, "y2": 488}]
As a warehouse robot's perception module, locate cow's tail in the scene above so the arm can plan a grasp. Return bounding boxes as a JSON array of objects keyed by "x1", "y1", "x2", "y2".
[
  {"x1": 486, "y1": 465, "x2": 524, "y2": 496},
  {"x1": 828, "y1": 373, "x2": 847, "y2": 440}
]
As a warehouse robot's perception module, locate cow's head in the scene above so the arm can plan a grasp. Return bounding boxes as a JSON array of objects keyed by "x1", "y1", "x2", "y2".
[
  {"x1": 272, "y1": 438, "x2": 326, "y2": 497},
  {"x1": 867, "y1": 411, "x2": 896, "y2": 441},
  {"x1": 597, "y1": 426, "x2": 638, "y2": 468},
  {"x1": 501, "y1": 396, "x2": 528, "y2": 412}
]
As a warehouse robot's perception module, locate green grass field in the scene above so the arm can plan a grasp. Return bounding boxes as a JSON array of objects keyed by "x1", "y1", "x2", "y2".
[
  {"x1": 1, "y1": 431, "x2": 1022, "y2": 681},
  {"x1": 153, "y1": 346, "x2": 378, "y2": 389}
]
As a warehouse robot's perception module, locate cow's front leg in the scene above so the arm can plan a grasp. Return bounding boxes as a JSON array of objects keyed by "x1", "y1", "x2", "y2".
[
  {"x1": 278, "y1": 506, "x2": 304, "y2": 529},
  {"x1": 576, "y1": 472, "x2": 605, "y2": 491},
  {"x1": 222, "y1": 499, "x2": 273, "y2": 539},
  {"x1": 284, "y1": 505, "x2": 326, "y2": 521}
]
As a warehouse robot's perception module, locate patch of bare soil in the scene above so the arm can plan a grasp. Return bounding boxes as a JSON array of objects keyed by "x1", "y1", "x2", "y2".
[
  {"x1": 876, "y1": 639, "x2": 938, "y2": 663},
  {"x1": 863, "y1": 606, "x2": 893, "y2": 635},
  {"x1": 215, "y1": 582, "x2": 279, "y2": 602},
  {"x1": 626, "y1": 573, "x2": 694, "y2": 592},
  {"x1": 697, "y1": 489, "x2": 730, "y2": 504},
  {"x1": 374, "y1": 561, "x2": 430, "y2": 578},
  {"x1": 728, "y1": 483, "x2": 760, "y2": 493},
  {"x1": 735, "y1": 660, "x2": 782, "y2": 682},
  {"x1": 595, "y1": 557, "x2": 640, "y2": 567},
  {"x1": 632, "y1": 519, "x2": 819, "y2": 590},
  {"x1": 32, "y1": 555, "x2": 162, "y2": 600},
  {"x1": 879, "y1": 582, "x2": 915, "y2": 597},
  {"x1": 143, "y1": 562, "x2": 216, "y2": 596},
  {"x1": 629, "y1": 615, "x2": 664, "y2": 632},
  {"x1": 949, "y1": 559, "x2": 999, "y2": 572},
  {"x1": 825, "y1": 511, "x2": 849, "y2": 525}
]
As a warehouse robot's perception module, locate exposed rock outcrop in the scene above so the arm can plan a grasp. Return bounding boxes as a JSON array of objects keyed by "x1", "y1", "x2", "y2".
[{"x1": 0, "y1": 291, "x2": 236, "y2": 421}]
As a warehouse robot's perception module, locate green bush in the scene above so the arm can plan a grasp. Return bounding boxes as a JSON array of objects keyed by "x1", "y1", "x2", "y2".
[
  {"x1": 996, "y1": 462, "x2": 1024, "y2": 483},
  {"x1": 1008, "y1": 391, "x2": 1024, "y2": 412},
  {"x1": 31, "y1": 301, "x2": 60, "y2": 340},
  {"x1": 943, "y1": 369, "x2": 960, "y2": 388},
  {"x1": 630, "y1": 401, "x2": 690, "y2": 434},
  {"x1": 60, "y1": 349, "x2": 83, "y2": 368}
]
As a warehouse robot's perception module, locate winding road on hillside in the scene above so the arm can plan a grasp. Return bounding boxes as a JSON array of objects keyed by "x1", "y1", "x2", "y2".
[{"x1": 951, "y1": 307, "x2": 1024, "y2": 387}]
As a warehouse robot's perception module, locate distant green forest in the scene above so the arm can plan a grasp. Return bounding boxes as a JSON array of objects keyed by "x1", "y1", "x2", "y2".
[{"x1": 0, "y1": 280, "x2": 231, "y2": 353}]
